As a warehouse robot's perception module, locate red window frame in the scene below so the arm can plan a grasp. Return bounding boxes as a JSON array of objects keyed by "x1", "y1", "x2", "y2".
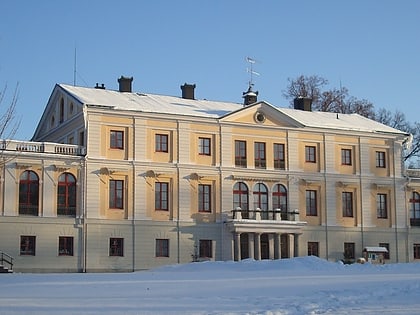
[
  {"x1": 109, "y1": 238, "x2": 124, "y2": 256},
  {"x1": 274, "y1": 143, "x2": 285, "y2": 169},
  {"x1": 59, "y1": 236, "x2": 74, "y2": 256},
  {"x1": 376, "y1": 151, "x2": 386, "y2": 168},
  {"x1": 342, "y1": 191, "x2": 353, "y2": 217},
  {"x1": 198, "y1": 184, "x2": 211, "y2": 212},
  {"x1": 110, "y1": 130, "x2": 124, "y2": 149},
  {"x1": 235, "y1": 140, "x2": 247, "y2": 167},
  {"x1": 20, "y1": 235, "x2": 36, "y2": 256},
  {"x1": 155, "y1": 182, "x2": 169, "y2": 210},
  {"x1": 306, "y1": 190, "x2": 317, "y2": 216},
  {"x1": 377, "y1": 193, "x2": 388, "y2": 218},
  {"x1": 57, "y1": 172, "x2": 76, "y2": 216},
  {"x1": 305, "y1": 145, "x2": 316, "y2": 163},
  {"x1": 109, "y1": 180, "x2": 124, "y2": 209},
  {"x1": 341, "y1": 148, "x2": 352, "y2": 165},
  {"x1": 254, "y1": 142, "x2": 266, "y2": 168},
  {"x1": 233, "y1": 182, "x2": 249, "y2": 210},
  {"x1": 19, "y1": 170, "x2": 39, "y2": 216},
  {"x1": 198, "y1": 137, "x2": 211, "y2": 156},
  {"x1": 307, "y1": 242, "x2": 319, "y2": 257},
  {"x1": 156, "y1": 239, "x2": 169, "y2": 257},
  {"x1": 155, "y1": 134, "x2": 168, "y2": 152}
]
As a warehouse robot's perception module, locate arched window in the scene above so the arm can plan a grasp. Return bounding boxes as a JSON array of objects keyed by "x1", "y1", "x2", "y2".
[
  {"x1": 57, "y1": 173, "x2": 76, "y2": 216},
  {"x1": 253, "y1": 183, "x2": 268, "y2": 218},
  {"x1": 19, "y1": 171, "x2": 39, "y2": 215},
  {"x1": 233, "y1": 182, "x2": 249, "y2": 218},
  {"x1": 273, "y1": 184, "x2": 288, "y2": 219},
  {"x1": 253, "y1": 183, "x2": 268, "y2": 210}
]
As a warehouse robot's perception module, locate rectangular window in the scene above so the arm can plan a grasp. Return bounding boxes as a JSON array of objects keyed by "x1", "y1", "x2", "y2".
[
  {"x1": 109, "y1": 238, "x2": 124, "y2": 256},
  {"x1": 254, "y1": 142, "x2": 266, "y2": 168},
  {"x1": 306, "y1": 190, "x2": 317, "y2": 216},
  {"x1": 273, "y1": 143, "x2": 285, "y2": 170},
  {"x1": 199, "y1": 240, "x2": 213, "y2": 258},
  {"x1": 110, "y1": 130, "x2": 124, "y2": 149},
  {"x1": 377, "y1": 193, "x2": 388, "y2": 218},
  {"x1": 410, "y1": 192, "x2": 420, "y2": 226},
  {"x1": 155, "y1": 134, "x2": 168, "y2": 152},
  {"x1": 379, "y1": 243, "x2": 390, "y2": 260},
  {"x1": 307, "y1": 242, "x2": 319, "y2": 257},
  {"x1": 376, "y1": 151, "x2": 386, "y2": 168},
  {"x1": 341, "y1": 149, "x2": 352, "y2": 165},
  {"x1": 305, "y1": 145, "x2": 316, "y2": 163},
  {"x1": 198, "y1": 184, "x2": 211, "y2": 212},
  {"x1": 344, "y1": 242, "x2": 355, "y2": 260},
  {"x1": 59, "y1": 236, "x2": 74, "y2": 256},
  {"x1": 342, "y1": 192, "x2": 353, "y2": 217},
  {"x1": 198, "y1": 137, "x2": 211, "y2": 155},
  {"x1": 156, "y1": 239, "x2": 169, "y2": 257},
  {"x1": 155, "y1": 182, "x2": 169, "y2": 210},
  {"x1": 414, "y1": 244, "x2": 420, "y2": 259},
  {"x1": 20, "y1": 235, "x2": 36, "y2": 256},
  {"x1": 109, "y1": 180, "x2": 124, "y2": 209},
  {"x1": 235, "y1": 140, "x2": 247, "y2": 167}
]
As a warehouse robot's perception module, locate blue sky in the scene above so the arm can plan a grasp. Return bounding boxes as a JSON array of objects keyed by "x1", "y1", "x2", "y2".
[{"x1": 1, "y1": 0, "x2": 419, "y2": 140}]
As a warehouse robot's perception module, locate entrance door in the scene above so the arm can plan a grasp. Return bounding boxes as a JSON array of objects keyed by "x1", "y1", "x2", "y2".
[
  {"x1": 261, "y1": 234, "x2": 269, "y2": 259},
  {"x1": 281, "y1": 234, "x2": 289, "y2": 258},
  {"x1": 240, "y1": 233, "x2": 249, "y2": 259}
]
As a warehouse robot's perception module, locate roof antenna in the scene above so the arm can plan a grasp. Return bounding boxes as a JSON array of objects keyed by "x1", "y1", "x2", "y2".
[
  {"x1": 242, "y1": 57, "x2": 259, "y2": 106},
  {"x1": 246, "y1": 56, "x2": 260, "y2": 89}
]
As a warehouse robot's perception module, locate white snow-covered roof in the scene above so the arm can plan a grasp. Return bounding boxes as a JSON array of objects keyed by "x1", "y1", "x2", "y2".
[
  {"x1": 58, "y1": 84, "x2": 408, "y2": 136},
  {"x1": 277, "y1": 107, "x2": 406, "y2": 135},
  {"x1": 59, "y1": 84, "x2": 243, "y2": 118}
]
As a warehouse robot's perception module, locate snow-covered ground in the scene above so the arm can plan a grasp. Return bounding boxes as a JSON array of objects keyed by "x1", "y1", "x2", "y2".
[{"x1": 1, "y1": 256, "x2": 420, "y2": 315}]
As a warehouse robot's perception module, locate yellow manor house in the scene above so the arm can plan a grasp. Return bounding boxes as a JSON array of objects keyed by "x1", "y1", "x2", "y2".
[{"x1": 1, "y1": 76, "x2": 420, "y2": 272}]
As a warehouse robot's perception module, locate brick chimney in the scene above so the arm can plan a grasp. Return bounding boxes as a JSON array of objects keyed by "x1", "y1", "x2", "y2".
[
  {"x1": 180, "y1": 83, "x2": 196, "y2": 99},
  {"x1": 118, "y1": 76, "x2": 133, "y2": 92},
  {"x1": 294, "y1": 96, "x2": 312, "y2": 111}
]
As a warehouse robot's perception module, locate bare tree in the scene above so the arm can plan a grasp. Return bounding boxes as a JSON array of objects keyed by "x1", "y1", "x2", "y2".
[
  {"x1": 375, "y1": 108, "x2": 420, "y2": 165},
  {"x1": 0, "y1": 84, "x2": 20, "y2": 140},
  {"x1": 283, "y1": 75, "x2": 419, "y2": 164}
]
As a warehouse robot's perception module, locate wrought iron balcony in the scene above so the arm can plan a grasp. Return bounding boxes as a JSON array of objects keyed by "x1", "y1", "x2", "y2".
[{"x1": 230, "y1": 208, "x2": 300, "y2": 222}]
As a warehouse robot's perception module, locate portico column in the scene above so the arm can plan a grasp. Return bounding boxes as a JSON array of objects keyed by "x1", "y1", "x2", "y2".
[
  {"x1": 268, "y1": 233, "x2": 275, "y2": 259},
  {"x1": 248, "y1": 233, "x2": 255, "y2": 259},
  {"x1": 288, "y1": 234, "x2": 294, "y2": 258},
  {"x1": 275, "y1": 233, "x2": 282, "y2": 259},
  {"x1": 254, "y1": 233, "x2": 261, "y2": 260},
  {"x1": 234, "y1": 232, "x2": 241, "y2": 261},
  {"x1": 294, "y1": 234, "x2": 299, "y2": 257}
]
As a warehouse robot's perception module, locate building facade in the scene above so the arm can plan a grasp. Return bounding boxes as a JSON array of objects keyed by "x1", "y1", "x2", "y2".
[{"x1": 1, "y1": 77, "x2": 420, "y2": 272}]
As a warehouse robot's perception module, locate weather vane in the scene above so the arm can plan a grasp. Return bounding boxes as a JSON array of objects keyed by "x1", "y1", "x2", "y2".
[{"x1": 246, "y1": 56, "x2": 260, "y2": 89}]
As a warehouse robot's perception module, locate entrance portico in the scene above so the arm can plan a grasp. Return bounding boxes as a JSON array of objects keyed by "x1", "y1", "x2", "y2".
[{"x1": 227, "y1": 209, "x2": 306, "y2": 261}]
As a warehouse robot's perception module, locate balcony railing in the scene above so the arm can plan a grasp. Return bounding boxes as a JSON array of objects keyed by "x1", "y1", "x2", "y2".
[
  {"x1": 407, "y1": 169, "x2": 420, "y2": 178},
  {"x1": 0, "y1": 140, "x2": 85, "y2": 156},
  {"x1": 231, "y1": 208, "x2": 300, "y2": 221}
]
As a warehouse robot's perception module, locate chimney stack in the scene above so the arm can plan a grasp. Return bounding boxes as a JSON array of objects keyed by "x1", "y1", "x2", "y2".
[
  {"x1": 294, "y1": 96, "x2": 312, "y2": 111},
  {"x1": 180, "y1": 83, "x2": 196, "y2": 99},
  {"x1": 118, "y1": 76, "x2": 133, "y2": 92}
]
